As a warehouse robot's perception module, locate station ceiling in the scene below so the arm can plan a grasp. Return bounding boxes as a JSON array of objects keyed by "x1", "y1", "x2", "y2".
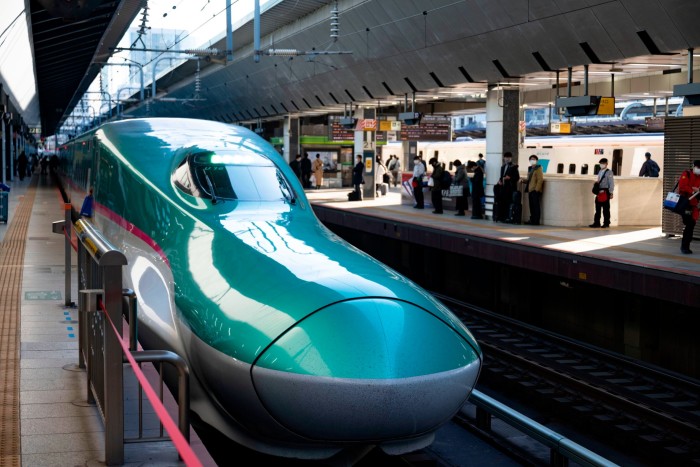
[
  {"x1": 28, "y1": 0, "x2": 145, "y2": 135},
  {"x1": 27, "y1": 0, "x2": 700, "y2": 133}
]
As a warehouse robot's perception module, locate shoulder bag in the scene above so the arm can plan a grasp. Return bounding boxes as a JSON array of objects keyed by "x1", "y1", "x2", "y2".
[{"x1": 663, "y1": 172, "x2": 698, "y2": 214}]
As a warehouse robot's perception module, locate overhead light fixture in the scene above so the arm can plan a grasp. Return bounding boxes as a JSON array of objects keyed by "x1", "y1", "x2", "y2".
[{"x1": 624, "y1": 63, "x2": 681, "y2": 67}]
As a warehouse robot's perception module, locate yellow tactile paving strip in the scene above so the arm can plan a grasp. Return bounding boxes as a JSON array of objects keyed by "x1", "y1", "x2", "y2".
[{"x1": 0, "y1": 177, "x2": 37, "y2": 467}]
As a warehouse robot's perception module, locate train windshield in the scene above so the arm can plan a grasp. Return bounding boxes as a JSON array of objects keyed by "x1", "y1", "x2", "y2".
[{"x1": 174, "y1": 151, "x2": 294, "y2": 203}]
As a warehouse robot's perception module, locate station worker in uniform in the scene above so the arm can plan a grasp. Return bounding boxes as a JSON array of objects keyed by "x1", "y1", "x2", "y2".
[
  {"x1": 590, "y1": 158, "x2": 614, "y2": 228},
  {"x1": 678, "y1": 160, "x2": 700, "y2": 254}
]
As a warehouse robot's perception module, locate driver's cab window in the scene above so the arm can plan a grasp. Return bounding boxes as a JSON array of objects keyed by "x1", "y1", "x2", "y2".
[{"x1": 173, "y1": 150, "x2": 294, "y2": 203}]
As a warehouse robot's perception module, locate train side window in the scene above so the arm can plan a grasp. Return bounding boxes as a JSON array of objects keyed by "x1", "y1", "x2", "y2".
[
  {"x1": 557, "y1": 163, "x2": 564, "y2": 174},
  {"x1": 581, "y1": 164, "x2": 589, "y2": 175},
  {"x1": 593, "y1": 164, "x2": 601, "y2": 175},
  {"x1": 568, "y1": 164, "x2": 576, "y2": 174}
]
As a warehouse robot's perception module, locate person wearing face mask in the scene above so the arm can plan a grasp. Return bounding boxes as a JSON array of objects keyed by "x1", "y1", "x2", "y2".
[
  {"x1": 494, "y1": 151, "x2": 519, "y2": 222},
  {"x1": 590, "y1": 158, "x2": 615, "y2": 228},
  {"x1": 678, "y1": 160, "x2": 700, "y2": 254},
  {"x1": 411, "y1": 156, "x2": 426, "y2": 209},
  {"x1": 524, "y1": 155, "x2": 544, "y2": 225}
]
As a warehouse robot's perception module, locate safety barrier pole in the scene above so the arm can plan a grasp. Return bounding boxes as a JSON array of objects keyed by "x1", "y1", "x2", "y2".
[
  {"x1": 50, "y1": 202, "x2": 74, "y2": 307},
  {"x1": 74, "y1": 219, "x2": 127, "y2": 465}
]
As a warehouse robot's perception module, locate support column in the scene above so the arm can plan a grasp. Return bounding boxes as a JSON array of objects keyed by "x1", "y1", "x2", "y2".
[
  {"x1": 354, "y1": 108, "x2": 376, "y2": 200},
  {"x1": 283, "y1": 116, "x2": 299, "y2": 163},
  {"x1": 485, "y1": 86, "x2": 520, "y2": 219}
]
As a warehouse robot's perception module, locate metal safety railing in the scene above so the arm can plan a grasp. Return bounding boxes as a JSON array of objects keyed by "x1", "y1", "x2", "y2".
[
  {"x1": 468, "y1": 389, "x2": 618, "y2": 467},
  {"x1": 64, "y1": 218, "x2": 200, "y2": 466}
]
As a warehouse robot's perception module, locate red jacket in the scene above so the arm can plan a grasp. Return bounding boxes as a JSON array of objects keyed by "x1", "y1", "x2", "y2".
[{"x1": 678, "y1": 169, "x2": 700, "y2": 220}]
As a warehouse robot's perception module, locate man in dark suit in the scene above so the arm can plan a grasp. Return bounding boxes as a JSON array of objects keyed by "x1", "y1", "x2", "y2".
[{"x1": 494, "y1": 151, "x2": 519, "y2": 221}]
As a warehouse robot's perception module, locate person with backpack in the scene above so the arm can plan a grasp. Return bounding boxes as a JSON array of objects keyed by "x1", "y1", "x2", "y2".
[
  {"x1": 590, "y1": 158, "x2": 614, "y2": 228},
  {"x1": 429, "y1": 158, "x2": 444, "y2": 214},
  {"x1": 452, "y1": 159, "x2": 469, "y2": 216},
  {"x1": 678, "y1": 160, "x2": 700, "y2": 254},
  {"x1": 639, "y1": 152, "x2": 660, "y2": 177}
]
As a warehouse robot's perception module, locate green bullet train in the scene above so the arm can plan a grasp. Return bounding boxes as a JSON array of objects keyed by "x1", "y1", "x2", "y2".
[{"x1": 58, "y1": 118, "x2": 482, "y2": 459}]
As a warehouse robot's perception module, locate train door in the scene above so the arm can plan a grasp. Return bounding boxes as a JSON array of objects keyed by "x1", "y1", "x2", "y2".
[{"x1": 612, "y1": 149, "x2": 623, "y2": 176}]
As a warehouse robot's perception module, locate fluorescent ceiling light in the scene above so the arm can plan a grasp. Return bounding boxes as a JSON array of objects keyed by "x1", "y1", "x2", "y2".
[{"x1": 624, "y1": 63, "x2": 681, "y2": 67}]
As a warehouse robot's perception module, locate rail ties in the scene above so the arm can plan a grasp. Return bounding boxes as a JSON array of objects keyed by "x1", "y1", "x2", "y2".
[{"x1": 434, "y1": 293, "x2": 700, "y2": 463}]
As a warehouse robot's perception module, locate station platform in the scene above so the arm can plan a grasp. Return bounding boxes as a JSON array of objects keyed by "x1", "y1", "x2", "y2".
[{"x1": 306, "y1": 187, "x2": 700, "y2": 307}]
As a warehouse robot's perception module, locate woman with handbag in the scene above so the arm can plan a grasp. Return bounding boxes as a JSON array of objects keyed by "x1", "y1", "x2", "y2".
[
  {"x1": 678, "y1": 160, "x2": 700, "y2": 254},
  {"x1": 589, "y1": 158, "x2": 614, "y2": 228}
]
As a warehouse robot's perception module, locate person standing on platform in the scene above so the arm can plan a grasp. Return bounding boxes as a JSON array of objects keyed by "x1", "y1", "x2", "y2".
[
  {"x1": 590, "y1": 158, "x2": 614, "y2": 228},
  {"x1": 429, "y1": 158, "x2": 444, "y2": 214},
  {"x1": 352, "y1": 154, "x2": 364, "y2": 201},
  {"x1": 494, "y1": 152, "x2": 518, "y2": 221},
  {"x1": 289, "y1": 154, "x2": 302, "y2": 182},
  {"x1": 412, "y1": 155, "x2": 425, "y2": 209},
  {"x1": 678, "y1": 160, "x2": 700, "y2": 254},
  {"x1": 312, "y1": 154, "x2": 324, "y2": 189},
  {"x1": 17, "y1": 151, "x2": 28, "y2": 181},
  {"x1": 468, "y1": 161, "x2": 485, "y2": 219},
  {"x1": 524, "y1": 155, "x2": 544, "y2": 225},
  {"x1": 639, "y1": 152, "x2": 660, "y2": 177},
  {"x1": 301, "y1": 154, "x2": 312, "y2": 188},
  {"x1": 452, "y1": 159, "x2": 469, "y2": 216},
  {"x1": 476, "y1": 153, "x2": 486, "y2": 172},
  {"x1": 375, "y1": 155, "x2": 387, "y2": 196},
  {"x1": 388, "y1": 155, "x2": 401, "y2": 187}
]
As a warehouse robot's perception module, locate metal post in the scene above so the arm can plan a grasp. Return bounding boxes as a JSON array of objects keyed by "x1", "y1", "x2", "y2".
[
  {"x1": 122, "y1": 289, "x2": 138, "y2": 351},
  {"x1": 689, "y1": 48, "x2": 694, "y2": 84},
  {"x1": 103, "y1": 264, "x2": 124, "y2": 465},
  {"x1": 64, "y1": 203, "x2": 72, "y2": 306},
  {"x1": 583, "y1": 64, "x2": 589, "y2": 96},
  {"x1": 476, "y1": 406, "x2": 491, "y2": 430},
  {"x1": 611, "y1": 73, "x2": 615, "y2": 98},
  {"x1": 551, "y1": 450, "x2": 569, "y2": 467},
  {"x1": 254, "y1": 0, "x2": 261, "y2": 62},
  {"x1": 80, "y1": 289, "x2": 100, "y2": 402},
  {"x1": 567, "y1": 67, "x2": 572, "y2": 98},
  {"x1": 226, "y1": 0, "x2": 233, "y2": 62}
]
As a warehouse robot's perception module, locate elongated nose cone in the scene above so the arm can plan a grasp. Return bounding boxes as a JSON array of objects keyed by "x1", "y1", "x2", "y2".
[{"x1": 251, "y1": 298, "x2": 481, "y2": 441}]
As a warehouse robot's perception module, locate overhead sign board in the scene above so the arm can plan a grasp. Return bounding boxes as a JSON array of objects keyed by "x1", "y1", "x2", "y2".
[
  {"x1": 399, "y1": 115, "x2": 451, "y2": 141},
  {"x1": 597, "y1": 97, "x2": 615, "y2": 115},
  {"x1": 550, "y1": 122, "x2": 571, "y2": 134}
]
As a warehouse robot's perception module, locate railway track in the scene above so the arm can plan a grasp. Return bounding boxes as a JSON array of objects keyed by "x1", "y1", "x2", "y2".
[{"x1": 434, "y1": 293, "x2": 700, "y2": 465}]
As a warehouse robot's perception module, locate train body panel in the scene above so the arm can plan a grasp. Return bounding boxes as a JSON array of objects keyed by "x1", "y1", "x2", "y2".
[
  {"x1": 58, "y1": 118, "x2": 482, "y2": 459},
  {"x1": 384, "y1": 133, "x2": 664, "y2": 178}
]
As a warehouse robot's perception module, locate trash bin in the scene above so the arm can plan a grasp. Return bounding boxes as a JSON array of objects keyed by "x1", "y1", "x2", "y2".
[{"x1": 0, "y1": 191, "x2": 8, "y2": 223}]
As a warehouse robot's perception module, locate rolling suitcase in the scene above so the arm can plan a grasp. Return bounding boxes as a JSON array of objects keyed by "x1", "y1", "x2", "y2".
[
  {"x1": 506, "y1": 191, "x2": 522, "y2": 224},
  {"x1": 347, "y1": 191, "x2": 361, "y2": 201}
]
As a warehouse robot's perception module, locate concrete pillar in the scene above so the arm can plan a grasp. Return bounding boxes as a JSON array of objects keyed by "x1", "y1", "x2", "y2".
[
  {"x1": 283, "y1": 116, "x2": 300, "y2": 163},
  {"x1": 485, "y1": 86, "x2": 520, "y2": 218},
  {"x1": 354, "y1": 108, "x2": 376, "y2": 199}
]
